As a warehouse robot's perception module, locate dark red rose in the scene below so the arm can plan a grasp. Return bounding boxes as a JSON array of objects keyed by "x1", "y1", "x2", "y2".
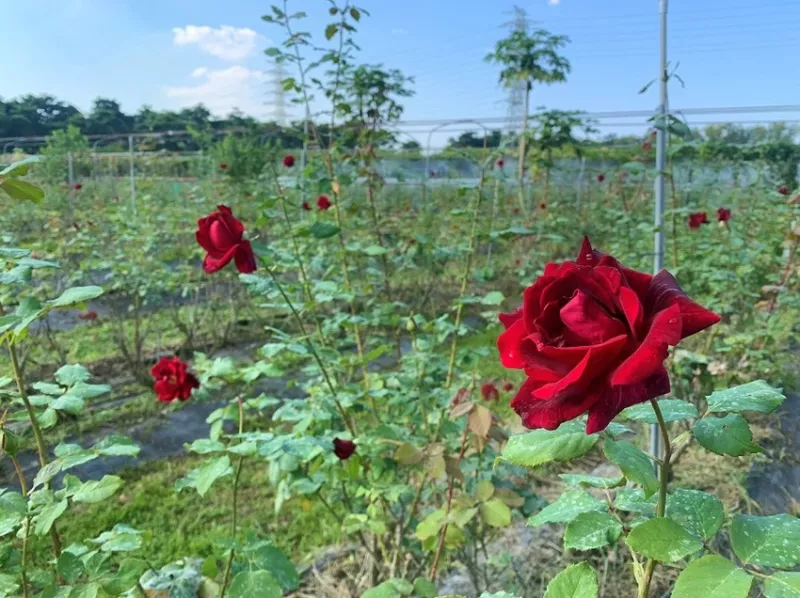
[
  {"x1": 496, "y1": 158, "x2": 504, "y2": 168},
  {"x1": 515, "y1": 259, "x2": 521, "y2": 266},
  {"x1": 539, "y1": 203, "x2": 547, "y2": 210},
  {"x1": 78, "y1": 311, "x2": 98, "y2": 321},
  {"x1": 333, "y1": 438, "x2": 356, "y2": 460},
  {"x1": 497, "y1": 236, "x2": 720, "y2": 433},
  {"x1": 688, "y1": 212, "x2": 709, "y2": 229},
  {"x1": 481, "y1": 383, "x2": 499, "y2": 401},
  {"x1": 779, "y1": 186, "x2": 790, "y2": 196},
  {"x1": 317, "y1": 195, "x2": 332, "y2": 211},
  {"x1": 150, "y1": 356, "x2": 199, "y2": 403},
  {"x1": 642, "y1": 140, "x2": 652, "y2": 151},
  {"x1": 73, "y1": 183, "x2": 82, "y2": 191},
  {"x1": 597, "y1": 174, "x2": 605, "y2": 183},
  {"x1": 502, "y1": 381, "x2": 515, "y2": 392},
  {"x1": 195, "y1": 205, "x2": 257, "y2": 274},
  {"x1": 283, "y1": 154, "x2": 295, "y2": 168},
  {"x1": 219, "y1": 163, "x2": 228, "y2": 170},
  {"x1": 302, "y1": 201, "x2": 311, "y2": 211},
  {"x1": 716, "y1": 207, "x2": 731, "y2": 223}
]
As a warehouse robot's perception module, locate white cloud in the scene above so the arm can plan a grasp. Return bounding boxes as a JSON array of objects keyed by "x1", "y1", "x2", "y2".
[
  {"x1": 172, "y1": 25, "x2": 261, "y2": 61},
  {"x1": 165, "y1": 66, "x2": 271, "y2": 118}
]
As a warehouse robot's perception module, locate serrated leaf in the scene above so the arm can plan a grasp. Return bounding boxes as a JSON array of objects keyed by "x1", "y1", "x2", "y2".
[
  {"x1": 626, "y1": 517, "x2": 703, "y2": 562},
  {"x1": 310, "y1": 222, "x2": 340, "y2": 239},
  {"x1": 543, "y1": 562, "x2": 599, "y2": 598},
  {"x1": 666, "y1": 489, "x2": 724, "y2": 540},
  {"x1": 195, "y1": 455, "x2": 233, "y2": 497},
  {"x1": 622, "y1": 399, "x2": 698, "y2": 423},
  {"x1": 480, "y1": 499, "x2": 511, "y2": 528},
  {"x1": 559, "y1": 473, "x2": 625, "y2": 489},
  {"x1": 50, "y1": 394, "x2": 84, "y2": 414},
  {"x1": 672, "y1": 555, "x2": 752, "y2": 598},
  {"x1": 731, "y1": 514, "x2": 800, "y2": 568},
  {"x1": 706, "y1": 381, "x2": 785, "y2": 414},
  {"x1": 189, "y1": 439, "x2": 226, "y2": 454},
  {"x1": 229, "y1": 570, "x2": 282, "y2": 598},
  {"x1": 502, "y1": 422, "x2": 598, "y2": 469},
  {"x1": 603, "y1": 439, "x2": 658, "y2": 497},
  {"x1": 528, "y1": 489, "x2": 605, "y2": 527},
  {"x1": 693, "y1": 414, "x2": 762, "y2": 456},
  {"x1": 72, "y1": 476, "x2": 123, "y2": 504},
  {"x1": 35, "y1": 499, "x2": 68, "y2": 535},
  {"x1": 481, "y1": 291, "x2": 504, "y2": 305},
  {"x1": 54, "y1": 364, "x2": 91, "y2": 386},
  {"x1": 564, "y1": 512, "x2": 622, "y2": 551},
  {"x1": 249, "y1": 544, "x2": 299, "y2": 591},
  {"x1": 93, "y1": 436, "x2": 140, "y2": 457}
]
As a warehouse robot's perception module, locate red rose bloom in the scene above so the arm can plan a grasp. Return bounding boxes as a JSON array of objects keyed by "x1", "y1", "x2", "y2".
[
  {"x1": 688, "y1": 212, "x2": 709, "y2": 229},
  {"x1": 596, "y1": 174, "x2": 605, "y2": 183},
  {"x1": 78, "y1": 311, "x2": 98, "y2": 321},
  {"x1": 779, "y1": 186, "x2": 790, "y2": 196},
  {"x1": 642, "y1": 140, "x2": 652, "y2": 151},
  {"x1": 496, "y1": 158, "x2": 504, "y2": 168},
  {"x1": 195, "y1": 205, "x2": 257, "y2": 274},
  {"x1": 539, "y1": 203, "x2": 547, "y2": 210},
  {"x1": 716, "y1": 207, "x2": 731, "y2": 223},
  {"x1": 302, "y1": 201, "x2": 311, "y2": 211},
  {"x1": 283, "y1": 154, "x2": 295, "y2": 168},
  {"x1": 73, "y1": 183, "x2": 82, "y2": 191},
  {"x1": 502, "y1": 381, "x2": 515, "y2": 392},
  {"x1": 219, "y1": 163, "x2": 228, "y2": 170},
  {"x1": 317, "y1": 195, "x2": 332, "y2": 211},
  {"x1": 151, "y1": 356, "x2": 199, "y2": 403},
  {"x1": 481, "y1": 383, "x2": 499, "y2": 401},
  {"x1": 497, "y1": 237, "x2": 719, "y2": 433},
  {"x1": 333, "y1": 438, "x2": 356, "y2": 460}
]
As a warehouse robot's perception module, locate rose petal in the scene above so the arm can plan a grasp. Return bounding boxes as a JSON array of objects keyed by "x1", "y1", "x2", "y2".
[
  {"x1": 645, "y1": 270, "x2": 721, "y2": 338},
  {"x1": 560, "y1": 289, "x2": 627, "y2": 345},
  {"x1": 497, "y1": 317, "x2": 527, "y2": 369},
  {"x1": 234, "y1": 240, "x2": 257, "y2": 274},
  {"x1": 617, "y1": 286, "x2": 644, "y2": 340},
  {"x1": 517, "y1": 383, "x2": 605, "y2": 431},
  {"x1": 202, "y1": 245, "x2": 239, "y2": 273},
  {"x1": 586, "y1": 368, "x2": 671, "y2": 433}
]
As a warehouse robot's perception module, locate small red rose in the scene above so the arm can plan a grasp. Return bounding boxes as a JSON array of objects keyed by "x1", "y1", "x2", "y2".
[
  {"x1": 498, "y1": 236, "x2": 719, "y2": 433},
  {"x1": 333, "y1": 438, "x2": 356, "y2": 460},
  {"x1": 317, "y1": 195, "x2": 332, "y2": 211},
  {"x1": 716, "y1": 207, "x2": 731, "y2": 223},
  {"x1": 596, "y1": 174, "x2": 605, "y2": 183},
  {"x1": 151, "y1": 356, "x2": 199, "y2": 403},
  {"x1": 73, "y1": 183, "x2": 82, "y2": 191},
  {"x1": 481, "y1": 383, "x2": 499, "y2": 401},
  {"x1": 779, "y1": 186, "x2": 790, "y2": 196},
  {"x1": 496, "y1": 158, "x2": 504, "y2": 168},
  {"x1": 642, "y1": 140, "x2": 652, "y2": 151},
  {"x1": 688, "y1": 212, "x2": 709, "y2": 229},
  {"x1": 219, "y1": 163, "x2": 228, "y2": 170},
  {"x1": 302, "y1": 201, "x2": 311, "y2": 211},
  {"x1": 195, "y1": 205, "x2": 257, "y2": 274},
  {"x1": 539, "y1": 203, "x2": 547, "y2": 210},
  {"x1": 502, "y1": 381, "x2": 515, "y2": 392},
  {"x1": 283, "y1": 154, "x2": 295, "y2": 168},
  {"x1": 78, "y1": 311, "x2": 98, "y2": 321}
]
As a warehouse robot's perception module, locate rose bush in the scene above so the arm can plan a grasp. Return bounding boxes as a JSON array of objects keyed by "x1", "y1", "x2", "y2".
[{"x1": 498, "y1": 237, "x2": 720, "y2": 433}]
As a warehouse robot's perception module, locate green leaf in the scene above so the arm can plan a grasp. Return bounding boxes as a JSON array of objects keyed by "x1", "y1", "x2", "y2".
[
  {"x1": 250, "y1": 544, "x2": 299, "y2": 591},
  {"x1": 543, "y1": 562, "x2": 599, "y2": 598},
  {"x1": 189, "y1": 439, "x2": 226, "y2": 454},
  {"x1": 481, "y1": 291, "x2": 505, "y2": 305},
  {"x1": 1, "y1": 178, "x2": 44, "y2": 203},
  {"x1": 360, "y1": 578, "x2": 414, "y2": 597},
  {"x1": 413, "y1": 577, "x2": 438, "y2": 598},
  {"x1": 50, "y1": 394, "x2": 84, "y2": 415},
  {"x1": 693, "y1": 414, "x2": 762, "y2": 456},
  {"x1": 228, "y1": 570, "x2": 282, "y2": 598},
  {"x1": 54, "y1": 364, "x2": 91, "y2": 386},
  {"x1": 672, "y1": 555, "x2": 752, "y2": 598},
  {"x1": 350, "y1": 7, "x2": 361, "y2": 20},
  {"x1": 93, "y1": 436, "x2": 140, "y2": 457},
  {"x1": 764, "y1": 573, "x2": 800, "y2": 598},
  {"x1": 57, "y1": 551, "x2": 85, "y2": 583},
  {"x1": 621, "y1": 399, "x2": 698, "y2": 423},
  {"x1": 325, "y1": 23, "x2": 338, "y2": 40},
  {"x1": 65, "y1": 383, "x2": 111, "y2": 400},
  {"x1": 564, "y1": 512, "x2": 622, "y2": 551},
  {"x1": 35, "y1": 499, "x2": 68, "y2": 535},
  {"x1": 603, "y1": 439, "x2": 658, "y2": 498},
  {"x1": 0, "y1": 156, "x2": 39, "y2": 177},
  {"x1": 626, "y1": 517, "x2": 703, "y2": 562},
  {"x1": 72, "y1": 475, "x2": 123, "y2": 504},
  {"x1": 90, "y1": 525, "x2": 143, "y2": 552},
  {"x1": 731, "y1": 514, "x2": 800, "y2": 568},
  {"x1": 195, "y1": 455, "x2": 233, "y2": 497},
  {"x1": 48, "y1": 286, "x2": 103, "y2": 308},
  {"x1": 362, "y1": 245, "x2": 388, "y2": 256},
  {"x1": 666, "y1": 489, "x2": 724, "y2": 540},
  {"x1": 528, "y1": 489, "x2": 605, "y2": 527},
  {"x1": 501, "y1": 422, "x2": 599, "y2": 469},
  {"x1": 706, "y1": 381, "x2": 785, "y2": 414},
  {"x1": 479, "y1": 499, "x2": 512, "y2": 528},
  {"x1": 559, "y1": 473, "x2": 625, "y2": 489},
  {"x1": 310, "y1": 222, "x2": 340, "y2": 239}
]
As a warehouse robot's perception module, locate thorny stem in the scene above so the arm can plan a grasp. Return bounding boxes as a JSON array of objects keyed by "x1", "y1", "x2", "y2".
[
  {"x1": 220, "y1": 397, "x2": 246, "y2": 598},
  {"x1": 263, "y1": 261, "x2": 357, "y2": 435},
  {"x1": 8, "y1": 341, "x2": 62, "y2": 558},
  {"x1": 10, "y1": 455, "x2": 30, "y2": 598},
  {"x1": 638, "y1": 398, "x2": 672, "y2": 598}
]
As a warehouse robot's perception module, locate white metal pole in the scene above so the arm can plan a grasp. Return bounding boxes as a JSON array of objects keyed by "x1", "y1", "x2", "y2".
[
  {"x1": 651, "y1": 0, "x2": 669, "y2": 468},
  {"x1": 128, "y1": 135, "x2": 136, "y2": 215}
]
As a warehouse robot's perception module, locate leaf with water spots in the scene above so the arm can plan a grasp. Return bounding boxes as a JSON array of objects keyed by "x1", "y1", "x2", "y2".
[
  {"x1": 731, "y1": 514, "x2": 800, "y2": 569},
  {"x1": 672, "y1": 555, "x2": 752, "y2": 598},
  {"x1": 626, "y1": 517, "x2": 703, "y2": 562}
]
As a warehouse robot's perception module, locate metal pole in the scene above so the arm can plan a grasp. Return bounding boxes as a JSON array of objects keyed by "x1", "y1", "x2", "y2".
[
  {"x1": 67, "y1": 152, "x2": 75, "y2": 222},
  {"x1": 128, "y1": 135, "x2": 136, "y2": 215},
  {"x1": 651, "y1": 0, "x2": 669, "y2": 469}
]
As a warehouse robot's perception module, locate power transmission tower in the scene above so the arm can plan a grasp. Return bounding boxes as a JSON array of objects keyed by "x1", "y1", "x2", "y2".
[
  {"x1": 267, "y1": 61, "x2": 289, "y2": 126},
  {"x1": 501, "y1": 6, "x2": 531, "y2": 135}
]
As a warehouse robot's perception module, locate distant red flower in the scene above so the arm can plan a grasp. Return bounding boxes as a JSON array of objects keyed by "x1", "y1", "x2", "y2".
[
  {"x1": 78, "y1": 311, "x2": 98, "y2": 321},
  {"x1": 195, "y1": 205, "x2": 257, "y2": 274},
  {"x1": 481, "y1": 383, "x2": 499, "y2": 402},
  {"x1": 283, "y1": 154, "x2": 295, "y2": 168},
  {"x1": 333, "y1": 438, "x2": 356, "y2": 460},
  {"x1": 317, "y1": 195, "x2": 332, "y2": 211},
  {"x1": 688, "y1": 212, "x2": 709, "y2": 229},
  {"x1": 73, "y1": 183, "x2": 82, "y2": 191},
  {"x1": 219, "y1": 163, "x2": 228, "y2": 170},
  {"x1": 716, "y1": 207, "x2": 732, "y2": 223},
  {"x1": 496, "y1": 158, "x2": 504, "y2": 168},
  {"x1": 302, "y1": 201, "x2": 311, "y2": 211},
  {"x1": 87, "y1": 220, "x2": 94, "y2": 227},
  {"x1": 539, "y1": 203, "x2": 547, "y2": 210},
  {"x1": 596, "y1": 174, "x2": 605, "y2": 183},
  {"x1": 502, "y1": 381, "x2": 515, "y2": 392},
  {"x1": 642, "y1": 140, "x2": 652, "y2": 151},
  {"x1": 151, "y1": 356, "x2": 199, "y2": 403},
  {"x1": 515, "y1": 258, "x2": 521, "y2": 266},
  {"x1": 779, "y1": 186, "x2": 790, "y2": 196},
  {"x1": 183, "y1": 173, "x2": 191, "y2": 179},
  {"x1": 450, "y1": 387, "x2": 469, "y2": 408}
]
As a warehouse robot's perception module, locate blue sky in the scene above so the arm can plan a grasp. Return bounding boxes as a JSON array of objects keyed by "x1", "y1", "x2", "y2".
[{"x1": 3, "y1": 0, "x2": 800, "y2": 145}]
